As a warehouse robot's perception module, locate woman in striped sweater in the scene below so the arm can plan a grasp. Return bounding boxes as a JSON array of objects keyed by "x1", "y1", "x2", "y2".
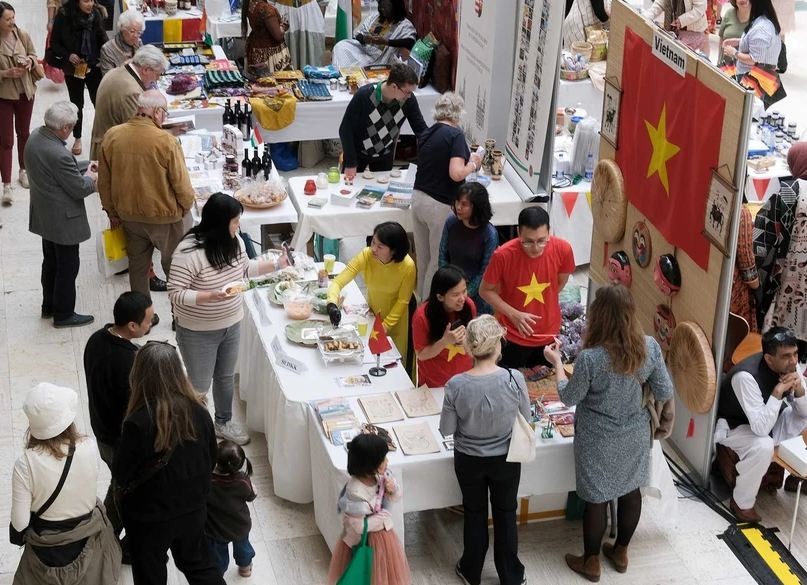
[{"x1": 168, "y1": 193, "x2": 286, "y2": 446}]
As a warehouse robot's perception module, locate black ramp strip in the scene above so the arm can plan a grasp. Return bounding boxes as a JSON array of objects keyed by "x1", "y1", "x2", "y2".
[{"x1": 718, "y1": 524, "x2": 807, "y2": 584}]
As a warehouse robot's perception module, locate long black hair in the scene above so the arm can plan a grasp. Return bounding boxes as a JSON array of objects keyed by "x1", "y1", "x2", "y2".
[
  {"x1": 63, "y1": 0, "x2": 103, "y2": 26},
  {"x1": 425, "y1": 265, "x2": 473, "y2": 343},
  {"x1": 184, "y1": 192, "x2": 244, "y2": 269},
  {"x1": 746, "y1": 0, "x2": 781, "y2": 33}
]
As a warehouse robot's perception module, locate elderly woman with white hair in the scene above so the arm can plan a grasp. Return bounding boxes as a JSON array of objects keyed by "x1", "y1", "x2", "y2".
[
  {"x1": 98, "y1": 9, "x2": 144, "y2": 76},
  {"x1": 440, "y1": 314, "x2": 530, "y2": 585},
  {"x1": 24, "y1": 101, "x2": 98, "y2": 328},
  {"x1": 412, "y1": 92, "x2": 482, "y2": 298},
  {"x1": 11, "y1": 382, "x2": 121, "y2": 582}
]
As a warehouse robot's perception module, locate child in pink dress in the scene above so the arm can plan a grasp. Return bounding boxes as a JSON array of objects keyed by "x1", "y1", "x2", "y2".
[{"x1": 327, "y1": 434, "x2": 410, "y2": 585}]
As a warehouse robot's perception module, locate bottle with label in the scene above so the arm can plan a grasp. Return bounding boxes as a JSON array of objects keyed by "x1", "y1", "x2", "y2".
[
  {"x1": 251, "y1": 149, "x2": 262, "y2": 178},
  {"x1": 584, "y1": 153, "x2": 595, "y2": 180},
  {"x1": 262, "y1": 147, "x2": 273, "y2": 175},
  {"x1": 222, "y1": 99, "x2": 232, "y2": 126},
  {"x1": 234, "y1": 102, "x2": 243, "y2": 134},
  {"x1": 241, "y1": 148, "x2": 251, "y2": 178}
]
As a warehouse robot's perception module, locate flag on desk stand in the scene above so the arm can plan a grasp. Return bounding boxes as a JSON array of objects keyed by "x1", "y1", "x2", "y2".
[{"x1": 368, "y1": 313, "x2": 391, "y2": 377}]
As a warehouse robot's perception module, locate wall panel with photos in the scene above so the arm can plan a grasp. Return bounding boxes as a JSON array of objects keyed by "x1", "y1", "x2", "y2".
[{"x1": 588, "y1": 0, "x2": 754, "y2": 483}]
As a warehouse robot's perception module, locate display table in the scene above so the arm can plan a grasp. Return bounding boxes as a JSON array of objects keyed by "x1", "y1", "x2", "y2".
[
  {"x1": 287, "y1": 165, "x2": 530, "y2": 249},
  {"x1": 237, "y1": 272, "x2": 413, "y2": 503},
  {"x1": 745, "y1": 158, "x2": 792, "y2": 203},
  {"x1": 308, "y1": 388, "x2": 677, "y2": 549},
  {"x1": 252, "y1": 85, "x2": 440, "y2": 144},
  {"x1": 206, "y1": 12, "x2": 241, "y2": 43}
]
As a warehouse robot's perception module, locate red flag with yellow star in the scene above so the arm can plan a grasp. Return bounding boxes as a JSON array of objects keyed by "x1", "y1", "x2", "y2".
[
  {"x1": 616, "y1": 29, "x2": 725, "y2": 270},
  {"x1": 367, "y1": 313, "x2": 392, "y2": 355}
]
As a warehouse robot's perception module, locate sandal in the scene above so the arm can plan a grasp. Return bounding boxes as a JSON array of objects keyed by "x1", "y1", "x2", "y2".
[{"x1": 71, "y1": 140, "x2": 82, "y2": 156}]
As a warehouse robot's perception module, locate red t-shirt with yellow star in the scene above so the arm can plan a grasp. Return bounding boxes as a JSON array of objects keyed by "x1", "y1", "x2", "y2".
[
  {"x1": 412, "y1": 298, "x2": 476, "y2": 388},
  {"x1": 483, "y1": 237, "x2": 575, "y2": 347}
]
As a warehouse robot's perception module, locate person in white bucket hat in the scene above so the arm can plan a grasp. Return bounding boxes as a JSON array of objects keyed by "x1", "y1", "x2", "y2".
[{"x1": 11, "y1": 382, "x2": 121, "y2": 585}]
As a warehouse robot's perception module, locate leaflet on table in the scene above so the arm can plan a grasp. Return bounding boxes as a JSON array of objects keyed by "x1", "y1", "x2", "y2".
[
  {"x1": 354, "y1": 185, "x2": 386, "y2": 209},
  {"x1": 380, "y1": 181, "x2": 415, "y2": 209},
  {"x1": 335, "y1": 374, "x2": 372, "y2": 388}
]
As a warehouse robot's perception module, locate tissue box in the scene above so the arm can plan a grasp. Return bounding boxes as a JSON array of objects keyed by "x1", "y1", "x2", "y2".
[{"x1": 779, "y1": 435, "x2": 807, "y2": 477}]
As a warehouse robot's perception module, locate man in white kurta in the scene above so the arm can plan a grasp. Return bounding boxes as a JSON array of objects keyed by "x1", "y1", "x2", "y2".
[{"x1": 716, "y1": 327, "x2": 807, "y2": 522}]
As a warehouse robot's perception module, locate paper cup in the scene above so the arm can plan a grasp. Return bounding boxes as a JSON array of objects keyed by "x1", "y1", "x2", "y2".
[{"x1": 323, "y1": 254, "x2": 336, "y2": 273}]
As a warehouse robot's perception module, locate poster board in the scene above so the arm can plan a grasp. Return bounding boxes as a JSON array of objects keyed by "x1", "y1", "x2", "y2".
[
  {"x1": 455, "y1": 0, "x2": 518, "y2": 147},
  {"x1": 504, "y1": 0, "x2": 565, "y2": 196},
  {"x1": 589, "y1": 1, "x2": 753, "y2": 484}
]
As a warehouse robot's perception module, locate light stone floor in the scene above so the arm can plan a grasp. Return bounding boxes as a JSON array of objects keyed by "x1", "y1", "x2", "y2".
[{"x1": 1, "y1": 3, "x2": 807, "y2": 584}]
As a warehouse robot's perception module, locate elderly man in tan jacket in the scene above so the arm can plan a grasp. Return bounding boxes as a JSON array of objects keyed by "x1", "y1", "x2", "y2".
[
  {"x1": 98, "y1": 90, "x2": 194, "y2": 322},
  {"x1": 90, "y1": 44, "x2": 167, "y2": 160}
]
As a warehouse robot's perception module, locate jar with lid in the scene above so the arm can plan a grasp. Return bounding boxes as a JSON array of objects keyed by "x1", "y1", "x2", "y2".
[{"x1": 223, "y1": 155, "x2": 241, "y2": 190}]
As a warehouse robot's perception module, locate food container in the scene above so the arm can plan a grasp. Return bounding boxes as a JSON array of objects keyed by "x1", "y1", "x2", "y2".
[
  {"x1": 282, "y1": 289, "x2": 314, "y2": 320},
  {"x1": 317, "y1": 327, "x2": 364, "y2": 364}
]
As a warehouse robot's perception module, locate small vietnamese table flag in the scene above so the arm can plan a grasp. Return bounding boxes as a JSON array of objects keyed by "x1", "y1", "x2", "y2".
[{"x1": 368, "y1": 313, "x2": 391, "y2": 376}]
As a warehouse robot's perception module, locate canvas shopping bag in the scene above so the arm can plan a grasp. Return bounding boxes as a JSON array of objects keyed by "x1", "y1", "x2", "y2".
[
  {"x1": 337, "y1": 517, "x2": 373, "y2": 585},
  {"x1": 505, "y1": 368, "x2": 536, "y2": 463}
]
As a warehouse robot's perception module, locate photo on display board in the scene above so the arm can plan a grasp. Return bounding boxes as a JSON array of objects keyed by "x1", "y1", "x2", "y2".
[
  {"x1": 702, "y1": 170, "x2": 737, "y2": 255},
  {"x1": 601, "y1": 77, "x2": 622, "y2": 149}
]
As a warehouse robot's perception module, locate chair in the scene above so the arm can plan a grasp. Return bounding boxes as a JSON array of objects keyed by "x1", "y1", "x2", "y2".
[{"x1": 724, "y1": 313, "x2": 750, "y2": 372}]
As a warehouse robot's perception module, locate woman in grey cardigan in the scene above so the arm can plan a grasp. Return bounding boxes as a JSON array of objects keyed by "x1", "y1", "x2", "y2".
[
  {"x1": 440, "y1": 315, "x2": 530, "y2": 585},
  {"x1": 544, "y1": 284, "x2": 674, "y2": 582}
]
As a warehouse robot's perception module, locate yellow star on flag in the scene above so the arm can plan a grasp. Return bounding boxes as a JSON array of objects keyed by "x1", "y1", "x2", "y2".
[
  {"x1": 644, "y1": 104, "x2": 680, "y2": 195},
  {"x1": 370, "y1": 328, "x2": 379, "y2": 341},
  {"x1": 517, "y1": 274, "x2": 550, "y2": 307},
  {"x1": 445, "y1": 343, "x2": 466, "y2": 362}
]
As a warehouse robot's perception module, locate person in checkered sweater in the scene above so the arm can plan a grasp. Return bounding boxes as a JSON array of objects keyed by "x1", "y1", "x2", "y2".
[{"x1": 338, "y1": 63, "x2": 426, "y2": 182}]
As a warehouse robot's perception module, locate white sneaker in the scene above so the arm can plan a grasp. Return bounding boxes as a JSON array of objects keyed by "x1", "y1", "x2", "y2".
[
  {"x1": 215, "y1": 420, "x2": 250, "y2": 445},
  {"x1": 19, "y1": 170, "x2": 28, "y2": 189},
  {"x1": 2, "y1": 184, "x2": 13, "y2": 206}
]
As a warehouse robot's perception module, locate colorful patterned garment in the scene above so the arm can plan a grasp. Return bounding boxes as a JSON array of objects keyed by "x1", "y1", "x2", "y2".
[
  {"x1": 752, "y1": 177, "x2": 798, "y2": 325},
  {"x1": 361, "y1": 87, "x2": 405, "y2": 158},
  {"x1": 731, "y1": 206, "x2": 759, "y2": 331},
  {"x1": 203, "y1": 70, "x2": 246, "y2": 89},
  {"x1": 770, "y1": 188, "x2": 807, "y2": 341}
]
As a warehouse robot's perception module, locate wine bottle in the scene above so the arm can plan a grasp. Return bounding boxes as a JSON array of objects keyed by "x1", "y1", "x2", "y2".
[
  {"x1": 251, "y1": 148, "x2": 262, "y2": 178},
  {"x1": 244, "y1": 110, "x2": 252, "y2": 142},
  {"x1": 243, "y1": 103, "x2": 251, "y2": 138},
  {"x1": 222, "y1": 99, "x2": 232, "y2": 126},
  {"x1": 234, "y1": 101, "x2": 243, "y2": 134},
  {"x1": 241, "y1": 148, "x2": 251, "y2": 178},
  {"x1": 263, "y1": 164, "x2": 270, "y2": 181},
  {"x1": 262, "y1": 147, "x2": 272, "y2": 174}
]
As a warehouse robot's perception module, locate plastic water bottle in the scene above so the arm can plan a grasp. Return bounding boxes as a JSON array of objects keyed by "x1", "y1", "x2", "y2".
[{"x1": 584, "y1": 153, "x2": 595, "y2": 181}]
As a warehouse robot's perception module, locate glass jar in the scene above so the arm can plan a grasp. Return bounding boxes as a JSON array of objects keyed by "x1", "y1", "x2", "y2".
[{"x1": 327, "y1": 166, "x2": 340, "y2": 183}]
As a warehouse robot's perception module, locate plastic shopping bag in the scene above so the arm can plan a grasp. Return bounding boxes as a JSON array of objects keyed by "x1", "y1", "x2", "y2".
[{"x1": 96, "y1": 228, "x2": 128, "y2": 277}]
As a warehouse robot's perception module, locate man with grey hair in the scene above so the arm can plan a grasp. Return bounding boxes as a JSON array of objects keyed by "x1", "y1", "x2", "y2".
[
  {"x1": 98, "y1": 90, "x2": 194, "y2": 325},
  {"x1": 24, "y1": 101, "x2": 98, "y2": 328},
  {"x1": 91, "y1": 44, "x2": 168, "y2": 159},
  {"x1": 99, "y1": 10, "x2": 146, "y2": 75}
]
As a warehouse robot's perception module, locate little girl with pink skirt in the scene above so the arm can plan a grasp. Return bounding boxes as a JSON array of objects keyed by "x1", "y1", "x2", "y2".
[{"x1": 327, "y1": 434, "x2": 410, "y2": 585}]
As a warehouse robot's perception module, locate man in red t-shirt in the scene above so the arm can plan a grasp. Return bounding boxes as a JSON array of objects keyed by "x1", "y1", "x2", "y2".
[{"x1": 480, "y1": 207, "x2": 575, "y2": 369}]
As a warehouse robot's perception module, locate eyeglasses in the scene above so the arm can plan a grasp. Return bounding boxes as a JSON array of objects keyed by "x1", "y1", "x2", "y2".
[
  {"x1": 520, "y1": 237, "x2": 550, "y2": 248},
  {"x1": 155, "y1": 106, "x2": 167, "y2": 117},
  {"x1": 395, "y1": 83, "x2": 414, "y2": 98},
  {"x1": 124, "y1": 27, "x2": 144, "y2": 36}
]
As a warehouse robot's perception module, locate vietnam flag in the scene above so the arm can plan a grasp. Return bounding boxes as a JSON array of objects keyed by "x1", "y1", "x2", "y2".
[
  {"x1": 616, "y1": 29, "x2": 725, "y2": 270},
  {"x1": 367, "y1": 313, "x2": 392, "y2": 355}
]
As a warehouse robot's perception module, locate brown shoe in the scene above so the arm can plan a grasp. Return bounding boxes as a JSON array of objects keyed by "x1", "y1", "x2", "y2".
[
  {"x1": 565, "y1": 553, "x2": 600, "y2": 582},
  {"x1": 784, "y1": 475, "x2": 807, "y2": 493},
  {"x1": 760, "y1": 463, "x2": 785, "y2": 493},
  {"x1": 602, "y1": 542, "x2": 628, "y2": 573},
  {"x1": 730, "y1": 498, "x2": 761, "y2": 523}
]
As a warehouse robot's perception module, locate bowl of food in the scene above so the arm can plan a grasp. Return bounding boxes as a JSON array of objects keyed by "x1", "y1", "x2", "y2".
[
  {"x1": 234, "y1": 179, "x2": 288, "y2": 209},
  {"x1": 282, "y1": 289, "x2": 314, "y2": 320}
]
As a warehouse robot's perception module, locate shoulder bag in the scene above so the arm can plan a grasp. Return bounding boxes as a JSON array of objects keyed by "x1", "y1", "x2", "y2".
[
  {"x1": 9, "y1": 440, "x2": 76, "y2": 546},
  {"x1": 337, "y1": 517, "x2": 373, "y2": 585},
  {"x1": 114, "y1": 444, "x2": 176, "y2": 507},
  {"x1": 505, "y1": 368, "x2": 537, "y2": 463}
]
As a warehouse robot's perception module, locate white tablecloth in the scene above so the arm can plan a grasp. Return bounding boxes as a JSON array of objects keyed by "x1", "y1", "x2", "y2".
[
  {"x1": 206, "y1": 12, "x2": 241, "y2": 43},
  {"x1": 287, "y1": 165, "x2": 530, "y2": 248},
  {"x1": 237, "y1": 273, "x2": 414, "y2": 503},
  {"x1": 308, "y1": 388, "x2": 677, "y2": 549},
  {"x1": 253, "y1": 85, "x2": 440, "y2": 143},
  {"x1": 558, "y1": 78, "x2": 603, "y2": 120}
]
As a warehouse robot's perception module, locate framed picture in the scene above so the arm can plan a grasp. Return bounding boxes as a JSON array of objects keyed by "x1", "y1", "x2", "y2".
[
  {"x1": 600, "y1": 78, "x2": 622, "y2": 149},
  {"x1": 702, "y1": 170, "x2": 737, "y2": 255}
]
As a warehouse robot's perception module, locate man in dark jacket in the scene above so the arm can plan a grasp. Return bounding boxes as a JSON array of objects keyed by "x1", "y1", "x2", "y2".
[
  {"x1": 338, "y1": 62, "x2": 426, "y2": 181},
  {"x1": 25, "y1": 101, "x2": 98, "y2": 328},
  {"x1": 83, "y1": 291, "x2": 153, "y2": 552}
]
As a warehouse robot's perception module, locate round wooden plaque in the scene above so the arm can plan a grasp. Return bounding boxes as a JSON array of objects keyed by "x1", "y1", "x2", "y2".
[
  {"x1": 668, "y1": 321, "x2": 716, "y2": 414},
  {"x1": 591, "y1": 159, "x2": 627, "y2": 243}
]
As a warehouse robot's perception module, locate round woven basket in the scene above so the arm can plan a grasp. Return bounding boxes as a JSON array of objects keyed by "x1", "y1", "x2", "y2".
[
  {"x1": 571, "y1": 41, "x2": 593, "y2": 61},
  {"x1": 560, "y1": 68, "x2": 589, "y2": 81},
  {"x1": 668, "y1": 321, "x2": 716, "y2": 414},
  {"x1": 591, "y1": 159, "x2": 627, "y2": 242}
]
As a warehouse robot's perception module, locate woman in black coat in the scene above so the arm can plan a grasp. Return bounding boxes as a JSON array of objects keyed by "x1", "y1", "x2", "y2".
[{"x1": 49, "y1": 0, "x2": 107, "y2": 156}]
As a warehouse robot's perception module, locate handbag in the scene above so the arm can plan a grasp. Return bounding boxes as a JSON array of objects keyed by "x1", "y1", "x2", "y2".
[
  {"x1": 505, "y1": 369, "x2": 536, "y2": 463},
  {"x1": 9, "y1": 440, "x2": 75, "y2": 546},
  {"x1": 337, "y1": 517, "x2": 373, "y2": 585},
  {"x1": 113, "y1": 444, "x2": 176, "y2": 508}
]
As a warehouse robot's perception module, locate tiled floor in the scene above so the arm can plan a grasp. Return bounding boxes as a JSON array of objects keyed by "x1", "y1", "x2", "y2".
[{"x1": 1, "y1": 3, "x2": 806, "y2": 584}]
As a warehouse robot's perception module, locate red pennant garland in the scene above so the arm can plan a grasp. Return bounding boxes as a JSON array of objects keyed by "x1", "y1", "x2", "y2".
[
  {"x1": 686, "y1": 417, "x2": 695, "y2": 438},
  {"x1": 752, "y1": 178, "x2": 771, "y2": 202},
  {"x1": 561, "y1": 191, "x2": 578, "y2": 217}
]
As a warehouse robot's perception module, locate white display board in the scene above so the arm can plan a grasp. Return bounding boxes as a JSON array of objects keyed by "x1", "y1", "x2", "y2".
[
  {"x1": 454, "y1": 0, "x2": 518, "y2": 147},
  {"x1": 504, "y1": 0, "x2": 565, "y2": 194}
]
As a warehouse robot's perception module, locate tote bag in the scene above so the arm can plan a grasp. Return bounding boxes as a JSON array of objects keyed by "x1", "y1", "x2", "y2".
[
  {"x1": 505, "y1": 368, "x2": 536, "y2": 463},
  {"x1": 337, "y1": 517, "x2": 373, "y2": 585}
]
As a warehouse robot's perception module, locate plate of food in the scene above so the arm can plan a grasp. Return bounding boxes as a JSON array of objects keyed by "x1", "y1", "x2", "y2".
[
  {"x1": 222, "y1": 280, "x2": 248, "y2": 297},
  {"x1": 317, "y1": 328, "x2": 364, "y2": 362},
  {"x1": 285, "y1": 319, "x2": 328, "y2": 346},
  {"x1": 234, "y1": 180, "x2": 288, "y2": 209},
  {"x1": 267, "y1": 280, "x2": 297, "y2": 305}
]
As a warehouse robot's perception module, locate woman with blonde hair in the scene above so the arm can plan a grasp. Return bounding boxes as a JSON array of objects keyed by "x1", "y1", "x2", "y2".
[
  {"x1": 114, "y1": 341, "x2": 223, "y2": 585},
  {"x1": 412, "y1": 91, "x2": 483, "y2": 298},
  {"x1": 440, "y1": 314, "x2": 530, "y2": 585},
  {"x1": 544, "y1": 284, "x2": 674, "y2": 582}
]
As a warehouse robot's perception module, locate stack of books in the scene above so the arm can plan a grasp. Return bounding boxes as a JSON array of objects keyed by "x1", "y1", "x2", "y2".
[{"x1": 311, "y1": 398, "x2": 359, "y2": 446}]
